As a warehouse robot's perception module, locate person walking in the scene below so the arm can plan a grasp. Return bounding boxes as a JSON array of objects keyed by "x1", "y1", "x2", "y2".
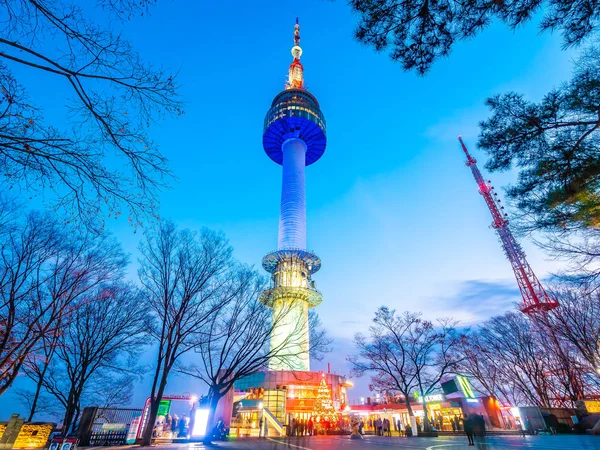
[
  {"x1": 308, "y1": 418, "x2": 314, "y2": 436},
  {"x1": 171, "y1": 414, "x2": 178, "y2": 437},
  {"x1": 464, "y1": 415, "x2": 474, "y2": 446},
  {"x1": 478, "y1": 414, "x2": 486, "y2": 438},
  {"x1": 259, "y1": 417, "x2": 264, "y2": 438},
  {"x1": 178, "y1": 415, "x2": 186, "y2": 438}
]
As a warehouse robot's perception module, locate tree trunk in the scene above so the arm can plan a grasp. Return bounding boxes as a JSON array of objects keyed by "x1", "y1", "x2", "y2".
[
  {"x1": 62, "y1": 400, "x2": 77, "y2": 435},
  {"x1": 142, "y1": 375, "x2": 168, "y2": 446},
  {"x1": 404, "y1": 394, "x2": 418, "y2": 436},
  {"x1": 28, "y1": 371, "x2": 45, "y2": 422},
  {"x1": 203, "y1": 388, "x2": 222, "y2": 444},
  {"x1": 405, "y1": 397, "x2": 414, "y2": 416},
  {"x1": 422, "y1": 400, "x2": 430, "y2": 432}
]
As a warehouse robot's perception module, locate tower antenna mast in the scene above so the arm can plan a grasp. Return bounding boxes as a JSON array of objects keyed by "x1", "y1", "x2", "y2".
[{"x1": 458, "y1": 136, "x2": 559, "y2": 313}]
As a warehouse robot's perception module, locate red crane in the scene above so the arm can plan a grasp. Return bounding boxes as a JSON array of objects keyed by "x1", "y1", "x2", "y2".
[{"x1": 458, "y1": 136, "x2": 559, "y2": 313}]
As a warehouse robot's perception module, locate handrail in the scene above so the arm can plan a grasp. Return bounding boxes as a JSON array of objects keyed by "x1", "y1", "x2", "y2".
[{"x1": 262, "y1": 407, "x2": 284, "y2": 435}]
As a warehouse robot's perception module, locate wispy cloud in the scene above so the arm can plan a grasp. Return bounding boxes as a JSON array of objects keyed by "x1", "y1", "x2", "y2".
[{"x1": 421, "y1": 279, "x2": 521, "y2": 325}]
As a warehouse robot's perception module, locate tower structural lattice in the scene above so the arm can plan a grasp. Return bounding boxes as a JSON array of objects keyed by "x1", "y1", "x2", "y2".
[
  {"x1": 260, "y1": 18, "x2": 326, "y2": 371},
  {"x1": 458, "y1": 136, "x2": 559, "y2": 314}
]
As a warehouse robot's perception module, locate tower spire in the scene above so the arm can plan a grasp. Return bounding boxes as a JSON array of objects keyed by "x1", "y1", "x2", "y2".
[{"x1": 287, "y1": 17, "x2": 304, "y2": 90}]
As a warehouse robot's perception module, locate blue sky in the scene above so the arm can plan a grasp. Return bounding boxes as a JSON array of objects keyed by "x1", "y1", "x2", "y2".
[{"x1": 3, "y1": 0, "x2": 580, "y2": 417}]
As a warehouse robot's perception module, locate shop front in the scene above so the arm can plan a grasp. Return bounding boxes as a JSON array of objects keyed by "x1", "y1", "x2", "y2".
[
  {"x1": 230, "y1": 370, "x2": 351, "y2": 436},
  {"x1": 348, "y1": 383, "x2": 496, "y2": 434}
]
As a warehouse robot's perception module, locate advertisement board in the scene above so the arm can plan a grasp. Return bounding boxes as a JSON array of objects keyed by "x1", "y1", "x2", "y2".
[
  {"x1": 125, "y1": 416, "x2": 141, "y2": 445},
  {"x1": 157, "y1": 400, "x2": 171, "y2": 417}
]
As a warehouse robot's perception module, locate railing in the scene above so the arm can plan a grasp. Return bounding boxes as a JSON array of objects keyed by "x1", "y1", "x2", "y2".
[
  {"x1": 88, "y1": 430, "x2": 128, "y2": 446},
  {"x1": 262, "y1": 408, "x2": 284, "y2": 436}
]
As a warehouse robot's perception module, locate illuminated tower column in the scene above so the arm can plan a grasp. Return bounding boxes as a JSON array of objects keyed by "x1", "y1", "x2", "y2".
[
  {"x1": 259, "y1": 19, "x2": 326, "y2": 372},
  {"x1": 278, "y1": 137, "x2": 307, "y2": 250}
]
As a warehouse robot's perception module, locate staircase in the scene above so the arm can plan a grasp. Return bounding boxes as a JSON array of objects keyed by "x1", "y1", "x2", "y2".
[{"x1": 262, "y1": 408, "x2": 284, "y2": 436}]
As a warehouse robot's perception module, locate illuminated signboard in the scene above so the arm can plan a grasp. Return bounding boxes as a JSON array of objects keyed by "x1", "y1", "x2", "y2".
[
  {"x1": 191, "y1": 409, "x2": 210, "y2": 437},
  {"x1": 413, "y1": 392, "x2": 446, "y2": 403},
  {"x1": 456, "y1": 375, "x2": 476, "y2": 399},
  {"x1": 584, "y1": 400, "x2": 600, "y2": 413},
  {"x1": 157, "y1": 400, "x2": 171, "y2": 417}
]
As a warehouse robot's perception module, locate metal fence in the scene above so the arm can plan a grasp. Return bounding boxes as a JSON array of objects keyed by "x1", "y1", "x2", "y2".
[{"x1": 78, "y1": 407, "x2": 142, "y2": 447}]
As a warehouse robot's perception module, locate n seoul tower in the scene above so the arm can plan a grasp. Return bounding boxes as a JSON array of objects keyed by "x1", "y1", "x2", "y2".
[{"x1": 259, "y1": 18, "x2": 326, "y2": 372}]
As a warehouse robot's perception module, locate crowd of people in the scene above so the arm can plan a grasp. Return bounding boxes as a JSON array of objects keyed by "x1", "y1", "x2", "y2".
[
  {"x1": 356, "y1": 418, "x2": 413, "y2": 437},
  {"x1": 152, "y1": 413, "x2": 190, "y2": 439},
  {"x1": 353, "y1": 412, "x2": 488, "y2": 443},
  {"x1": 287, "y1": 418, "x2": 315, "y2": 436}
]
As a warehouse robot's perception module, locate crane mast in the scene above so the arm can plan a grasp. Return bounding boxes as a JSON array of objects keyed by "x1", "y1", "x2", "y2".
[{"x1": 458, "y1": 136, "x2": 558, "y2": 313}]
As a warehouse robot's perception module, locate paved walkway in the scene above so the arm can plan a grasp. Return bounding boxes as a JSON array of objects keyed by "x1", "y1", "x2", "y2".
[
  {"x1": 89, "y1": 434, "x2": 600, "y2": 450},
  {"x1": 232, "y1": 434, "x2": 600, "y2": 449}
]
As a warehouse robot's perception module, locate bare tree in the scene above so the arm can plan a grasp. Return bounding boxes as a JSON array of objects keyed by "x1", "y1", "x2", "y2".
[
  {"x1": 349, "y1": 307, "x2": 463, "y2": 432},
  {"x1": 176, "y1": 272, "x2": 332, "y2": 439},
  {"x1": 138, "y1": 221, "x2": 238, "y2": 446},
  {"x1": 40, "y1": 283, "x2": 148, "y2": 433},
  {"x1": 459, "y1": 311, "x2": 600, "y2": 408},
  {"x1": 0, "y1": 0, "x2": 181, "y2": 229},
  {"x1": 21, "y1": 326, "x2": 62, "y2": 421},
  {"x1": 20, "y1": 228, "x2": 127, "y2": 418},
  {"x1": 476, "y1": 313, "x2": 553, "y2": 407},
  {"x1": 0, "y1": 201, "x2": 127, "y2": 396},
  {"x1": 349, "y1": 310, "x2": 420, "y2": 418},
  {"x1": 455, "y1": 331, "x2": 521, "y2": 406},
  {"x1": 308, "y1": 310, "x2": 333, "y2": 362},
  {"x1": 408, "y1": 316, "x2": 463, "y2": 431},
  {"x1": 549, "y1": 288, "x2": 600, "y2": 371}
]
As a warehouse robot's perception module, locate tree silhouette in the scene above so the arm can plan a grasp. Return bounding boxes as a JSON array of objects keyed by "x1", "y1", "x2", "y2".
[
  {"x1": 351, "y1": 0, "x2": 599, "y2": 74},
  {"x1": 0, "y1": 0, "x2": 181, "y2": 229}
]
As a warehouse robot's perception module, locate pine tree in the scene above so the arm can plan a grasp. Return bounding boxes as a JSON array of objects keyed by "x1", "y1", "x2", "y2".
[{"x1": 312, "y1": 377, "x2": 338, "y2": 429}]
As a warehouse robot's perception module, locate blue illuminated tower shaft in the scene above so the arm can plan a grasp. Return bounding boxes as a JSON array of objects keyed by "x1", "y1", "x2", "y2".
[
  {"x1": 458, "y1": 137, "x2": 558, "y2": 313},
  {"x1": 279, "y1": 138, "x2": 307, "y2": 249},
  {"x1": 259, "y1": 20, "x2": 326, "y2": 371}
]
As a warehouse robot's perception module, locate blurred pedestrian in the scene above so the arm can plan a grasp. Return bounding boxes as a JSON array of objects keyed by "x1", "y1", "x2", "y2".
[
  {"x1": 464, "y1": 415, "x2": 474, "y2": 446},
  {"x1": 171, "y1": 414, "x2": 178, "y2": 437}
]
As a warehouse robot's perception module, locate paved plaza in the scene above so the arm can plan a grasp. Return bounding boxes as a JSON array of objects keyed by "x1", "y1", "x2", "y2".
[
  {"x1": 118, "y1": 435, "x2": 600, "y2": 450},
  {"x1": 218, "y1": 435, "x2": 600, "y2": 449}
]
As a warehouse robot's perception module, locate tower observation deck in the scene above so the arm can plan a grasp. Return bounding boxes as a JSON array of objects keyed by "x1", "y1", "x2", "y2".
[{"x1": 259, "y1": 18, "x2": 326, "y2": 372}]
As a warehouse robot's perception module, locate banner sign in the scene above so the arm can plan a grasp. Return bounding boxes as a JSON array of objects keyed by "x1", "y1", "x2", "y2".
[
  {"x1": 101, "y1": 423, "x2": 127, "y2": 431},
  {"x1": 126, "y1": 416, "x2": 141, "y2": 445}
]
